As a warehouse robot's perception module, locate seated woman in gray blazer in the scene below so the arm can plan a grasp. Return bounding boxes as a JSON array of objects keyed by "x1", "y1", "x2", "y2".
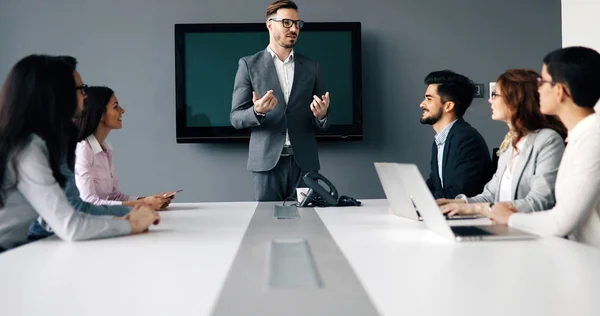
[{"x1": 437, "y1": 69, "x2": 566, "y2": 216}]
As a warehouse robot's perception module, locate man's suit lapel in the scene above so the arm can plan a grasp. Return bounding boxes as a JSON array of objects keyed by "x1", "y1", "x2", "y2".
[
  {"x1": 511, "y1": 134, "x2": 535, "y2": 198},
  {"x1": 432, "y1": 141, "x2": 442, "y2": 189},
  {"x1": 441, "y1": 129, "x2": 455, "y2": 179},
  {"x1": 288, "y1": 55, "x2": 305, "y2": 108},
  {"x1": 441, "y1": 119, "x2": 465, "y2": 180},
  {"x1": 262, "y1": 49, "x2": 287, "y2": 107}
]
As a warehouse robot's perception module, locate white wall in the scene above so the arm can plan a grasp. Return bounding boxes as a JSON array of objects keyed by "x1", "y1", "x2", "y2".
[{"x1": 562, "y1": 0, "x2": 600, "y2": 110}]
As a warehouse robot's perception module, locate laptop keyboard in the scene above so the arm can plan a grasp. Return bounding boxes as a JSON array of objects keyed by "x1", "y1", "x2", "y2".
[
  {"x1": 445, "y1": 214, "x2": 482, "y2": 220},
  {"x1": 450, "y1": 226, "x2": 493, "y2": 236}
]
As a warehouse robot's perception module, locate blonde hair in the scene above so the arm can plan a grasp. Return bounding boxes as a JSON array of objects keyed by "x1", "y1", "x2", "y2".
[{"x1": 496, "y1": 132, "x2": 513, "y2": 156}]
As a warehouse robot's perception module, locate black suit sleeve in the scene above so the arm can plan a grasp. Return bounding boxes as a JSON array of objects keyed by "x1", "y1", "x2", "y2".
[
  {"x1": 426, "y1": 142, "x2": 437, "y2": 194},
  {"x1": 426, "y1": 175, "x2": 434, "y2": 192},
  {"x1": 440, "y1": 135, "x2": 491, "y2": 199}
]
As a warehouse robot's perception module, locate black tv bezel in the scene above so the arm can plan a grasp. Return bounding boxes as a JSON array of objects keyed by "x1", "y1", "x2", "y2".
[{"x1": 175, "y1": 22, "x2": 362, "y2": 143}]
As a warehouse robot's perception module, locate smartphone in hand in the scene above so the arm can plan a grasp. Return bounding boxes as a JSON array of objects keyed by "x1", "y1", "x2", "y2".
[{"x1": 163, "y1": 189, "x2": 183, "y2": 198}]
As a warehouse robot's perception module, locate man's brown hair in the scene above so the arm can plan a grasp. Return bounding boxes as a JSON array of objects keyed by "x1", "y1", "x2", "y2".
[{"x1": 266, "y1": 0, "x2": 298, "y2": 19}]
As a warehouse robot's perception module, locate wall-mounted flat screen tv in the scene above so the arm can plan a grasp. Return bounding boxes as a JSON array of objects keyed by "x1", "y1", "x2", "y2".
[{"x1": 175, "y1": 22, "x2": 362, "y2": 143}]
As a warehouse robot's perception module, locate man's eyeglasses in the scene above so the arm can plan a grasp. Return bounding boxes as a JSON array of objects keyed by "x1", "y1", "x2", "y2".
[
  {"x1": 536, "y1": 77, "x2": 556, "y2": 89},
  {"x1": 268, "y1": 18, "x2": 304, "y2": 29},
  {"x1": 536, "y1": 77, "x2": 571, "y2": 97},
  {"x1": 491, "y1": 91, "x2": 501, "y2": 100},
  {"x1": 76, "y1": 84, "x2": 88, "y2": 96}
]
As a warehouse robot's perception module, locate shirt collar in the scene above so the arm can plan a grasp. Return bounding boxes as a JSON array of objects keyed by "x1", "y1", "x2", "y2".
[
  {"x1": 516, "y1": 137, "x2": 527, "y2": 151},
  {"x1": 267, "y1": 46, "x2": 294, "y2": 63},
  {"x1": 434, "y1": 119, "x2": 458, "y2": 146},
  {"x1": 566, "y1": 113, "x2": 598, "y2": 143},
  {"x1": 510, "y1": 134, "x2": 530, "y2": 153},
  {"x1": 86, "y1": 134, "x2": 111, "y2": 155}
]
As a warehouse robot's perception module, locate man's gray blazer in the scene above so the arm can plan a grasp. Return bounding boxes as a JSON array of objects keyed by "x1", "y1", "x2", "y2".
[
  {"x1": 230, "y1": 49, "x2": 329, "y2": 172},
  {"x1": 467, "y1": 128, "x2": 565, "y2": 213}
]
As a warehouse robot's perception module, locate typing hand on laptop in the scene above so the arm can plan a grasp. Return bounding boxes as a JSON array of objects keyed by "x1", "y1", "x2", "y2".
[
  {"x1": 436, "y1": 198, "x2": 484, "y2": 219},
  {"x1": 436, "y1": 198, "x2": 465, "y2": 206},
  {"x1": 439, "y1": 201, "x2": 488, "y2": 217}
]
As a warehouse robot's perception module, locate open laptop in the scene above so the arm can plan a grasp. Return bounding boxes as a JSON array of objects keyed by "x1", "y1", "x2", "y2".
[
  {"x1": 374, "y1": 162, "x2": 483, "y2": 221},
  {"x1": 375, "y1": 162, "x2": 537, "y2": 241}
]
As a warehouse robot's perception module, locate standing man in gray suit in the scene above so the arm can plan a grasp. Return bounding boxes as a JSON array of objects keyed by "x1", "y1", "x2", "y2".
[{"x1": 231, "y1": 0, "x2": 330, "y2": 201}]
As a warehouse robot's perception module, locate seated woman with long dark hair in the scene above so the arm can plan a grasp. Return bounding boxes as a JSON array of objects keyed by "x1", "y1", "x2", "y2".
[{"x1": 0, "y1": 55, "x2": 160, "y2": 252}]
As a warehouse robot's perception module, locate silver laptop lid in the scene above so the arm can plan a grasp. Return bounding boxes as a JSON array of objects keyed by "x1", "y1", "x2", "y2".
[
  {"x1": 389, "y1": 163, "x2": 537, "y2": 241},
  {"x1": 392, "y1": 163, "x2": 456, "y2": 240},
  {"x1": 374, "y1": 162, "x2": 419, "y2": 220}
]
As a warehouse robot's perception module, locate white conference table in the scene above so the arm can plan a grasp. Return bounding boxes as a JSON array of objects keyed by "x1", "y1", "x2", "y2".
[{"x1": 1, "y1": 199, "x2": 600, "y2": 316}]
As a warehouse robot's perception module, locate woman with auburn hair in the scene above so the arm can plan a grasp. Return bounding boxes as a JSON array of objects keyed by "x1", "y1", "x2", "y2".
[{"x1": 437, "y1": 69, "x2": 567, "y2": 217}]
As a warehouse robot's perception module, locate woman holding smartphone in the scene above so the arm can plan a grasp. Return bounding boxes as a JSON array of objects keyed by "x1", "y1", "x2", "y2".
[{"x1": 74, "y1": 86, "x2": 173, "y2": 210}]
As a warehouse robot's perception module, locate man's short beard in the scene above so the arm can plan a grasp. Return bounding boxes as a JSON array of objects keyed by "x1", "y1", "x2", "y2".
[
  {"x1": 420, "y1": 111, "x2": 442, "y2": 125},
  {"x1": 276, "y1": 34, "x2": 296, "y2": 49}
]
